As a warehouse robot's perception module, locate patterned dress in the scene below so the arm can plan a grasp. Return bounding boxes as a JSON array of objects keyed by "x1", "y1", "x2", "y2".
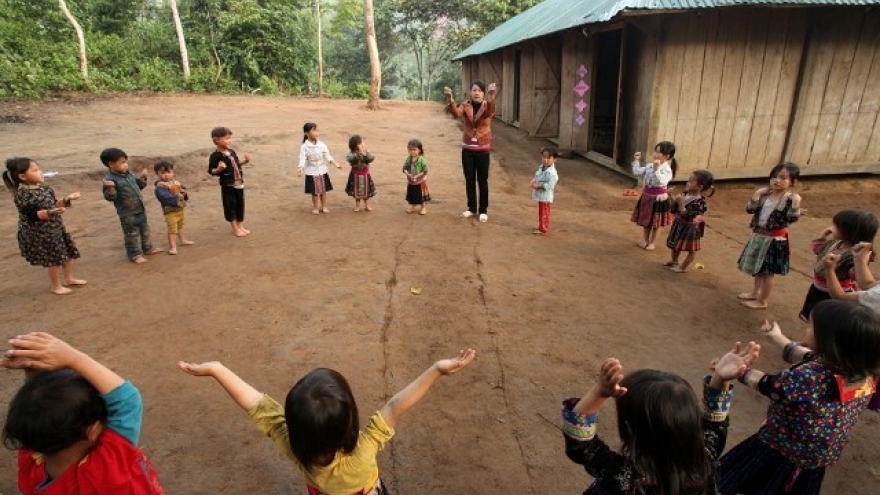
[
  {"x1": 666, "y1": 194, "x2": 708, "y2": 252},
  {"x1": 718, "y1": 352, "x2": 876, "y2": 495},
  {"x1": 345, "y1": 151, "x2": 376, "y2": 199},
  {"x1": 630, "y1": 160, "x2": 674, "y2": 228},
  {"x1": 737, "y1": 192, "x2": 801, "y2": 275},
  {"x1": 403, "y1": 155, "x2": 431, "y2": 205},
  {"x1": 14, "y1": 185, "x2": 80, "y2": 267}
]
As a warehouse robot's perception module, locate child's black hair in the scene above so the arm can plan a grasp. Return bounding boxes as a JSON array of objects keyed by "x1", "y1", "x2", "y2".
[
  {"x1": 831, "y1": 209, "x2": 879, "y2": 246},
  {"x1": 153, "y1": 160, "x2": 174, "y2": 174},
  {"x1": 541, "y1": 145, "x2": 560, "y2": 158},
  {"x1": 407, "y1": 139, "x2": 424, "y2": 155},
  {"x1": 768, "y1": 162, "x2": 800, "y2": 185},
  {"x1": 692, "y1": 169, "x2": 715, "y2": 198},
  {"x1": 811, "y1": 299, "x2": 880, "y2": 379},
  {"x1": 284, "y1": 368, "x2": 359, "y2": 470},
  {"x1": 3, "y1": 157, "x2": 33, "y2": 192},
  {"x1": 211, "y1": 127, "x2": 232, "y2": 140},
  {"x1": 303, "y1": 122, "x2": 318, "y2": 143},
  {"x1": 100, "y1": 148, "x2": 128, "y2": 167},
  {"x1": 348, "y1": 134, "x2": 363, "y2": 153},
  {"x1": 615, "y1": 369, "x2": 712, "y2": 495},
  {"x1": 2, "y1": 370, "x2": 107, "y2": 455},
  {"x1": 655, "y1": 141, "x2": 678, "y2": 178}
]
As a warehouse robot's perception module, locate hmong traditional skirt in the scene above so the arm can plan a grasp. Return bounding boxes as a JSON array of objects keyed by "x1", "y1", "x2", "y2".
[
  {"x1": 666, "y1": 218, "x2": 704, "y2": 252},
  {"x1": 405, "y1": 182, "x2": 431, "y2": 205},
  {"x1": 737, "y1": 233, "x2": 790, "y2": 275},
  {"x1": 718, "y1": 434, "x2": 825, "y2": 495},
  {"x1": 631, "y1": 192, "x2": 673, "y2": 228},
  {"x1": 305, "y1": 173, "x2": 333, "y2": 195},
  {"x1": 345, "y1": 171, "x2": 376, "y2": 199},
  {"x1": 799, "y1": 284, "x2": 832, "y2": 321}
]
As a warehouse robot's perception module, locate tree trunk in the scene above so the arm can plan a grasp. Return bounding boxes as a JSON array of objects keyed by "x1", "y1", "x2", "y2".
[
  {"x1": 315, "y1": 0, "x2": 324, "y2": 96},
  {"x1": 57, "y1": 0, "x2": 88, "y2": 84},
  {"x1": 364, "y1": 0, "x2": 381, "y2": 109},
  {"x1": 168, "y1": 0, "x2": 191, "y2": 82}
]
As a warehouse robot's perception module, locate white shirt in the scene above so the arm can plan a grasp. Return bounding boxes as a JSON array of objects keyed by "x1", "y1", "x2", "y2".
[
  {"x1": 631, "y1": 160, "x2": 673, "y2": 188},
  {"x1": 298, "y1": 139, "x2": 335, "y2": 176},
  {"x1": 858, "y1": 285, "x2": 880, "y2": 313}
]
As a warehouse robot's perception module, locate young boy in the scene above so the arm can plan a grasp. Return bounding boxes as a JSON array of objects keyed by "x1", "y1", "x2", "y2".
[
  {"x1": 153, "y1": 160, "x2": 194, "y2": 255},
  {"x1": 530, "y1": 145, "x2": 560, "y2": 235},
  {"x1": 207, "y1": 127, "x2": 251, "y2": 237},
  {"x1": 1, "y1": 332, "x2": 166, "y2": 494},
  {"x1": 101, "y1": 148, "x2": 163, "y2": 263}
]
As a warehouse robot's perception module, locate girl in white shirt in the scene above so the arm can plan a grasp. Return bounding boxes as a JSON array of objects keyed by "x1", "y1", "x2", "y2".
[
  {"x1": 298, "y1": 122, "x2": 341, "y2": 214},
  {"x1": 630, "y1": 141, "x2": 678, "y2": 251}
]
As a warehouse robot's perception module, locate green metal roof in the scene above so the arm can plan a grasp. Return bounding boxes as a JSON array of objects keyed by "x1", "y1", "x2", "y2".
[{"x1": 455, "y1": 0, "x2": 880, "y2": 59}]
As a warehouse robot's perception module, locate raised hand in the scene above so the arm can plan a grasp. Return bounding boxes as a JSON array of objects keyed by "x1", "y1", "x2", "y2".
[
  {"x1": 443, "y1": 86, "x2": 453, "y2": 98},
  {"x1": 435, "y1": 348, "x2": 476, "y2": 375},
  {"x1": 177, "y1": 361, "x2": 222, "y2": 377},
  {"x1": 713, "y1": 341, "x2": 760, "y2": 381},
  {"x1": 598, "y1": 358, "x2": 627, "y2": 398},
  {"x1": 1, "y1": 332, "x2": 79, "y2": 371},
  {"x1": 66, "y1": 192, "x2": 81, "y2": 201},
  {"x1": 823, "y1": 252, "x2": 840, "y2": 269}
]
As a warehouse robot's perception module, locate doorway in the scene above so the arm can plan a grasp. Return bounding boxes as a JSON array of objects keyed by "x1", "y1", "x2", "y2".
[{"x1": 591, "y1": 29, "x2": 622, "y2": 158}]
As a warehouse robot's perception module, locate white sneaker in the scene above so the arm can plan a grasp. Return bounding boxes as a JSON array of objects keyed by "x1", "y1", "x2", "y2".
[
  {"x1": 461, "y1": 211, "x2": 474, "y2": 218},
  {"x1": 479, "y1": 214, "x2": 488, "y2": 223}
]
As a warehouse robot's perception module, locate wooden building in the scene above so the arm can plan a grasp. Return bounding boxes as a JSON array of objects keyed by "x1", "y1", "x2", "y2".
[{"x1": 454, "y1": 0, "x2": 880, "y2": 179}]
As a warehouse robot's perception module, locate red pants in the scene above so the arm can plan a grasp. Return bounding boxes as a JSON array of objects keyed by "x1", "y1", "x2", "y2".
[{"x1": 538, "y1": 201, "x2": 551, "y2": 233}]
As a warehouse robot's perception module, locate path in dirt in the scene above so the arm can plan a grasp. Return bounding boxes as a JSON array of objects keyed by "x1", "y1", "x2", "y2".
[{"x1": 0, "y1": 95, "x2": 878, "y2": 494}]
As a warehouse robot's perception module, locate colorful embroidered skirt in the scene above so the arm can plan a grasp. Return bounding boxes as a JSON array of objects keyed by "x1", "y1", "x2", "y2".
[
  {"x1": 738, "y1": 233, "x2": 790, "y2": 275},
  {"x1": 345, "y1": 172, "x2": 376, "y2": 199},
  {"x1": 405, "y1": 182, "x2": 431, "y2": 205},
  {"x1": 305, "y1": 173, "x2": 333, "y2": 195},
  {"x1": 718, "y1": 434, "x2": 825, "y2": 495},
  {"x1": 631, "y1": 192, "x2": 673, "y2": 228},
  {"x1": 666, "y1": 218, "x2": 704, "y2": 252}
]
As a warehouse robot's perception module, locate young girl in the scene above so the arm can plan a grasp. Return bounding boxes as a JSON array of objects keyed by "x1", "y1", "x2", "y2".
[
  {"x1": 718, "y1": 300, "x2": 880, "y2": 494},
  {"x1": 798, "y1": 209, "x2": 878, "y2": 321},
  {"x1": 298, "y1": 122, "x2": 341, "y2": 214},
  {"x1": 2, "y1": 332, "x2": 165, "y2": 494},
  {"x1": 344, "y1": 135, "x2": 376, "y2": 212},
  {"x1": 631, "y1": 142, "x2": 677, "y2": 250},
  {"x1": 665, "y1": 170, "x2": 714, "y2": 272},
  {"x1": 530, "y1": 145, "x2": 560, "y2": 235},
  {"x1": 561, "y1": 342, "x2": 759, "y2": 494},
  {"x1": 736, "y1": 162, "x2": 803, "y2": 309},
  {"x1": 3, "y1": 158, "x2": 86, "y2": 295},
  {"x1": 402, "y1": 139, "x2": 430, "y2": 215},
  {"x1": 178, "y1": 349, "x2": 475, "y2": 495}
]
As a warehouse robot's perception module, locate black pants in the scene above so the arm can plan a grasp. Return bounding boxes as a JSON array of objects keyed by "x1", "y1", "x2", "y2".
[
  {"x1": 462, "y1": 150, "x2": 490, "y2": 214},
  {"x1": 221, "y1": 186, "x2": 245, "y2": 222}
]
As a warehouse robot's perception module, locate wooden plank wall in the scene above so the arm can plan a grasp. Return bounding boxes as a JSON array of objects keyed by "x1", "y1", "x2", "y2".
[
  {"x1": 559, "y1": 30, "x2": 592, "y2": 150},
  {"x1": 620, "y1": 22, "x2": 657, "y2": 165},
  {"x1": 787, "y1": 7, "x2": 880, "y2": 171},
  {"x1": 460, "y1": 60, "x2": 474, "y2": 101},
  {"x1": 530, "y1": 37, "x2": 562, "y2": 137},
  {"x1": 478, "y1": 53, "x2": 505, "y2": 120},
  {"x1": 651, "y1": 8, "x2": 807, "y2": 179},
  {"x1": 501, "y1": 48, "x2": 517, "y2": 124}
]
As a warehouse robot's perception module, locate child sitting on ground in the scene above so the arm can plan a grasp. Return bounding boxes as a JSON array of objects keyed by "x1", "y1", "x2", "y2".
[{"x1": 1, "y1": 332, "x2": 165, "y2": 494}]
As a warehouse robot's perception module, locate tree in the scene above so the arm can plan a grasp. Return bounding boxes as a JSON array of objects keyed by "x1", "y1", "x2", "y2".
[
  {"x1": 364, "y1": 0, "x2": 381, "y2": 108},
  {"x1": 169, "y1": 0, "x2": 191, "y2": 82},
  {"x1": 57, "y1": 0, "x2": 88, "y2": 84}
]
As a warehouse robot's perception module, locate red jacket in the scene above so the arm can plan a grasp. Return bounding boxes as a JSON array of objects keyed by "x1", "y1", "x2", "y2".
[{"x1": 448, "y1": 93, "x2": 496, "y2": 152}]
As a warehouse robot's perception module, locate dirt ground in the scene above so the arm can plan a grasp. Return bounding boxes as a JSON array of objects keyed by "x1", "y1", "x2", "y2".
[{"x1": 1, "y1": 94, "x2": 879, "y2": 495}]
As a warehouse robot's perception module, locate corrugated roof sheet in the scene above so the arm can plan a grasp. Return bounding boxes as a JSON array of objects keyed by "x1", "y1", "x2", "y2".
[{"x1": 454, "y1": 0, "x2": 880, "y2": 59}]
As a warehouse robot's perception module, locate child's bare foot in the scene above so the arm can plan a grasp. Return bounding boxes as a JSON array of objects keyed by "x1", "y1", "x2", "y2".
[
  {"x1": 146, "y1": 247, "x2": 164, "y2": 255},
  {"x1": 532, "y1": 229, "x2": 545, "y2": 235},
  {"x1": 354, "y1": 206, "x2": 361, "y2": 212},
  {"x1": 742, "y1": 300, "x2": 768, "y2": 309},
  {"x1": 419, "y1": 207, "x2": 427, "y2": 215},
  {"x1": 643, "y1": 244, "x2": 656, "y2": 251},
  {"x1": 241, "y1": 227, "x2": 250, "y2": 234},
  {"x1": 406, "y1": 206, "x2": 414, "y2": 214},
  {"x1": 52, "y1": 286, "x2": 72, "y2": 295},
  {"x1": 322, "y1": 207, "x2": 330, "y2": 213},
  {"x1": 168, "y1": 248, "x2": 178, "y2": 255},
  {"x1": 180, "y1": 240, "x2": 195, "y2": 246},
  {"x1": 65, "y1": 278, "x2": 87, "y2": 286},
  {"x1": 234, "y1": 230, "x2": 248, "y2": 237},
  {"x1": 132, "y1": 256, "x2": 148, "y2": 264},
  {"x1": 663, "y1": 261, "x2": 679, "y2": 267},
  {"x1": 670, "y1": 266, "x2": 687, "y2": 273},
  {"x1": 365, "y1": 205, "x2": 372, "y2": 211},
  {"x1": 312, "y1": 209, "x2": 320, "y2": 214},
  {"x1": 737, "y1": 293, "x2": 758, "y2": 300},
  {"x1": 637, "y1": 241, "x2": 648, "y2": 249}
]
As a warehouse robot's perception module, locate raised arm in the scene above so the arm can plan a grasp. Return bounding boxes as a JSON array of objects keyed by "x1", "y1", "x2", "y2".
[
  {"x1": 380, "y1": 349, "x2": 476, "y2": 428},
  {"x1": 759, "y1": 320, "x2": 811, "y2": 363},
  {"x1": 572, "y1": 358, "x2": 627, "y2": 417},
  {"x1": 178, "y1": 361, "x2": 263, "y2": 411},
  {"x1": 824, "y1": 253, "x2": 861, "y2": 301},
  {"x1": 853, "y1": 242, "x2": 878, "y2": 290},
  {"x1": 1, "y1": 332, "x2": 124, "y2": 394}
]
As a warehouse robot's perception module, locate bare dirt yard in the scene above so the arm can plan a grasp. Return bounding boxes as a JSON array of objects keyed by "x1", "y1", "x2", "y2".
[{"x1": 1, "y1": 94, "x2": 879, "y2": 494}]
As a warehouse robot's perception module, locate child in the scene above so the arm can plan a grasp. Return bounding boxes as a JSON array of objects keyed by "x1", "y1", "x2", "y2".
[
  {"x1": 153, "y1": 160, "x2": 195, "y2": 255},
  {"x1": 561, "y1": 342, "x2": 759, "y2": 494},
  {"x1": 630, "y1": 141, "x2": 677, "y2": 250},
  {"x1": 102, "y1": 147, "x2": 163, "y2": 263},
  {"x1": 665, "y1": 170, "x2": 715, "y2": 272},
  {"x1": 736, "y1": 162, "x2": 803, "y2": 309},
  {"x1": 1, "y1": 332, "x2": 165, "y2": 494},
  {"x1": 344, "y1": 134, "x2": 376, "y2": 212},
  {"x1": 718, "y1": 301, "x2": 880, "y2": 495},
  {"x1": 178, "y1": 348, "x2": 476, "y2": 495},
  {"x1": 3, "y1": 158, "x2": 86, "y2": 295},
  {"x1": 402, "y1": 138, "x2": 430, "y2": 215},
  {"x1": 530, "y1": 145, "x2": 560, "y2": 235},
  {"x1": 207, "y1": 127, "x2": 251, "y2": 236},
  {"x1": 824, "y1": 241, "x2": 880, "y2": 311},
  {"x1": 798, "y1": 210, "x2": 878, "y2": 320},
  {"x1": 298, "y1": 122, "x2": 341, "y2": 214}
]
